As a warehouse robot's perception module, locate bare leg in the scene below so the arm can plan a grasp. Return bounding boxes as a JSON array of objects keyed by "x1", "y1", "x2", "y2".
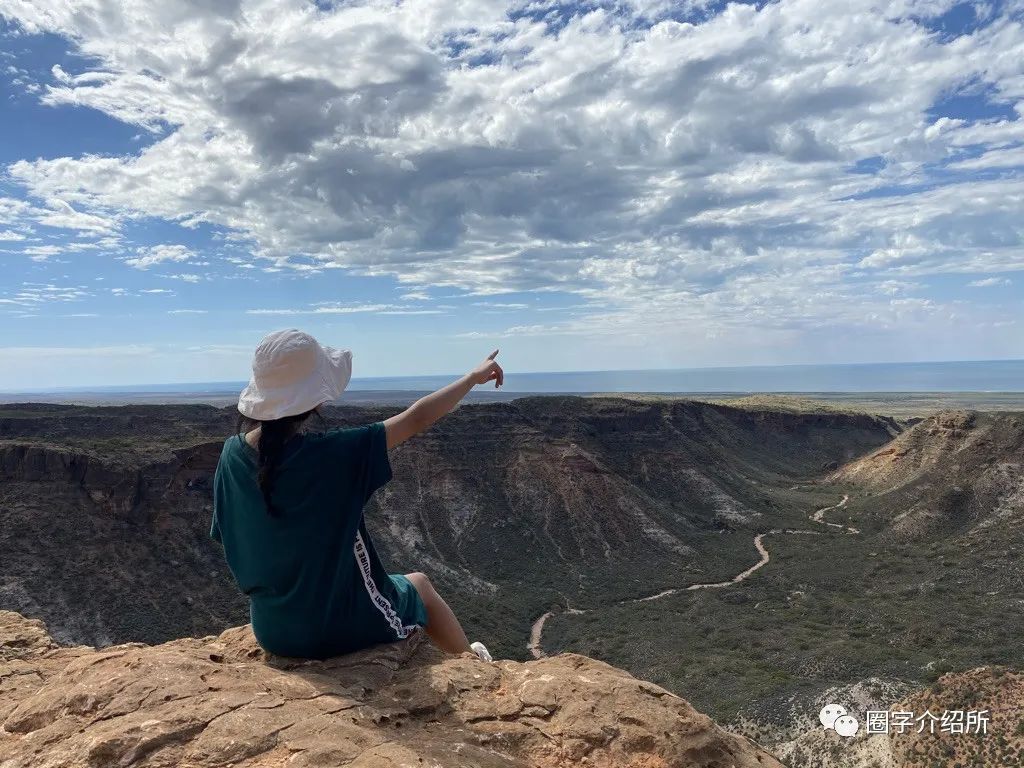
[{"x1": 404, "y1": 572, "x2": 471, "y2": 654}]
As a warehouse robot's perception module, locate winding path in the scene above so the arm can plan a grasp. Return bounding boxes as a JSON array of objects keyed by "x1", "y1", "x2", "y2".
[
  {"x1": 528, "y1": 494, "x2": 856, "y2": 658},
  {"x1": 809, "y1": 493, "x2": 857, "y2": 533},
  {"x1": 527, "y1": 612, "x2": 553, "y2": 658}
]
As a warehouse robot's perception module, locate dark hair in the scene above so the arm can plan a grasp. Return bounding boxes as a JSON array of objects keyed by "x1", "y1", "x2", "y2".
[{"x1": 236, "y1": 407, "x2": 325, "y2": 516}]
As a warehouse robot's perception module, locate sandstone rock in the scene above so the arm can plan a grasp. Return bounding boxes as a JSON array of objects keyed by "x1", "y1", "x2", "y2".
[
  {"x1": 0, "y1": 610, "x2": 782, "y2": 767},
  {"x1": 888, "y1": 666, "x2": 1024, "y2": 768}
]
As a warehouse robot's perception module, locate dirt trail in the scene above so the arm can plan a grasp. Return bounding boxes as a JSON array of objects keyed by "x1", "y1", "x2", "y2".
[
  {"x1": 528, "y1": 495, "x2": 855, "y2": 659},
  {"x1": 528, "y1": 612, "x2": 553, "y2": 657},
  {"x1": 809, "y1": 493, "x2": 857, "y2": 533}
]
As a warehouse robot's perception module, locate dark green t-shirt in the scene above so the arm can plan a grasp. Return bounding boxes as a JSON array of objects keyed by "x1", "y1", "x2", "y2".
[{"x1": 210, "y1": 422, "x2": 426, "y2": 658}]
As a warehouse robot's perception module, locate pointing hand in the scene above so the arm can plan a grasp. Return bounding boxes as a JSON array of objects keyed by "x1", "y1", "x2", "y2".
[{"x1": 468, "y1": 349, "x2": 504, "y2": 388}]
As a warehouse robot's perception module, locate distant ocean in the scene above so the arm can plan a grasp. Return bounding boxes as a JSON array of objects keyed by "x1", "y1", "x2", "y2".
[{"x1": 4, "y1": 359, "x2": 1023, "y2": 402}]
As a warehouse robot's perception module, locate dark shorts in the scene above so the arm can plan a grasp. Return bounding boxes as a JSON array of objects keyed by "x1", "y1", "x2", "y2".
[
  {"x1": 251, "y1": 574, "x2": 429, "y2": 659},
  {"x1": 388, "y1": 573, "x2": 430, "y2": 629}
]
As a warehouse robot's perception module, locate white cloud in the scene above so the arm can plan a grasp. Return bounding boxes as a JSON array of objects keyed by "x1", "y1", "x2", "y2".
[
  {"x1": 0, "y1": 0, "x2": 1022, "y2": 354},
  {"x1": 473, "y1": 302, "x2": 530, "y2": 309},
  {"x1": 949, "y1": 144, "x2": 1024, "y2": 170},
  {"x1": 124, "y1": 244, "x2": 194, "y2": 270},
  {"x1": 968, "y1": 276, "x2": 1012, "y2": 287},
  {"x1": 35, "y1": 198, "x2": 115, "y2": 234},
  {"x1": 0, "y1": 282, "x2": 89, "y2": 307},
  {"x1": 0, "y1": 194, "x2": 116, "y2": 253},
  {"x1": 245, "y1": 302, "x2": 441, "y2": 315},
  {"x1": 167, "y1": 308, "x2": 208, "y2": 314},
  {"x1": 23, "y1": 244, "x2": 61, "y2": 261},
  {"x1": 876, "y1": 280, "x2": 923, "y2": 295}
]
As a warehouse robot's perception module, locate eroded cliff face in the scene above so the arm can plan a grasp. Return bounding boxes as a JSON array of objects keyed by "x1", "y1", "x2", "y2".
[
  {"x1": 0, "y1": 438, "x2": 238, "y2": 647},
  {"x1": 0, "y1": 397, "x2": 898, "y2": 657},
  {"x1": 830, "y1": 410, "x2": 1024, "y2": 539},
  {"x1": 0, "y1": 610, "x2": 783, "y2": 768}
]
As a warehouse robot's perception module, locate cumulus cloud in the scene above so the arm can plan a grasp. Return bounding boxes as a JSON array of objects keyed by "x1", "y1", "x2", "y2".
[
  {"x1": 0, "y1": 0, "x2": 1022, "y2": 346},
  {"x1": 123, "y1": 244, "x2": 194, "y2": 269}
]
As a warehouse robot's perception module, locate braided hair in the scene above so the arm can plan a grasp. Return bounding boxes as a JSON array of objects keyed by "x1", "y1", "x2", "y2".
[{"x1": 236, "y1": 406, "x2": 325, "y2": 516}]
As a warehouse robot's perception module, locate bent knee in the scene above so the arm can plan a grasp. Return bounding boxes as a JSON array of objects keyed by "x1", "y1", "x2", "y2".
[{"x1": 405, "y1": 571, "x2": 433, "y2": 594}]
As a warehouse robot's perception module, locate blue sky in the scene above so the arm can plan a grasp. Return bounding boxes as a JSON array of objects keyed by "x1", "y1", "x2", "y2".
[{"x1": 0, "y1": 0, "x2": 1022, "y2": 389}]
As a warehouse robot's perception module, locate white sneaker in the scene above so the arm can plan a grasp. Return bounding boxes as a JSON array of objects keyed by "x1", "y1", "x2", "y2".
[{"x1": 470, "y1": 641, "x2": 493, "y2": 662}]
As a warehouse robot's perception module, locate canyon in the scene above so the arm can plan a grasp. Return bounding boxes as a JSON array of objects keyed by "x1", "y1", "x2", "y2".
[{"x1": 1, "y1": 396, "x2": 1021, "y2": 765}]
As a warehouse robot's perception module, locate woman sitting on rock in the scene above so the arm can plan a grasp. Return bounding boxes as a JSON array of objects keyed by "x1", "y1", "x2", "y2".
[{"x1": 210, "y1": 328, "x2": 500, "y2": 662}]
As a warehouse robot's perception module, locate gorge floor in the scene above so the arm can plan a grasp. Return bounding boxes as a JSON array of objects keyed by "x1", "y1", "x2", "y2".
[{"x1": 528, "y1": 493, "x2": 853, "y2": 659}]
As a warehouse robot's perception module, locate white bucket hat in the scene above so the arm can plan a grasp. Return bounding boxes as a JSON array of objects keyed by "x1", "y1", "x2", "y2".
[{"x1": 237, "y1": 328, "x2": 352, "y2": 421}]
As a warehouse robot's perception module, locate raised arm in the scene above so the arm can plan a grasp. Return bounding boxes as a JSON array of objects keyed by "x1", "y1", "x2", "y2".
[{"x1": 383, "y1": 350, "x2": 504, "y2": 449}]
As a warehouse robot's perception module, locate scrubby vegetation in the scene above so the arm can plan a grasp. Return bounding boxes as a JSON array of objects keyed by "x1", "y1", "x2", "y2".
[{"x1": 2, "y1": 396, "x2": 1022, "y2": 757}]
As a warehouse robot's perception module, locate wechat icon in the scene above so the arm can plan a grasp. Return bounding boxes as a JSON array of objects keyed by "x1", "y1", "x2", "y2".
[{"x1": 820, "y1": 704, "x2": 859, "y2": 737}]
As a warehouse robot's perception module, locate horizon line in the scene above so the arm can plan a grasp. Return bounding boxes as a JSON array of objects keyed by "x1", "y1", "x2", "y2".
[{"x1": 2, "y1": 356, "x2": 1022, "y2": 394}]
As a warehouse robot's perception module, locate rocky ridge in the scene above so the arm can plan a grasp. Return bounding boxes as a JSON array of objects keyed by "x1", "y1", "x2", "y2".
[
  {"x1": 0, "y1": 610, "x2": 782, "y2": 768},
  {"x1": 830, "y1": 409, "x2": 1024, "y2": 539}
]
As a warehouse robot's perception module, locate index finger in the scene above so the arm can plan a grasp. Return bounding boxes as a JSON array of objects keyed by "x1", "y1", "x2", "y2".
[{"x1": 487, "y1": 349, "x2": 499, "y2": 360}]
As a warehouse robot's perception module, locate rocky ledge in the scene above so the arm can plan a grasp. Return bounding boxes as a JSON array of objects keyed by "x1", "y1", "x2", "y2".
[{"x1": 0, "y1": 610, "x2": 781, "y2": 768}]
